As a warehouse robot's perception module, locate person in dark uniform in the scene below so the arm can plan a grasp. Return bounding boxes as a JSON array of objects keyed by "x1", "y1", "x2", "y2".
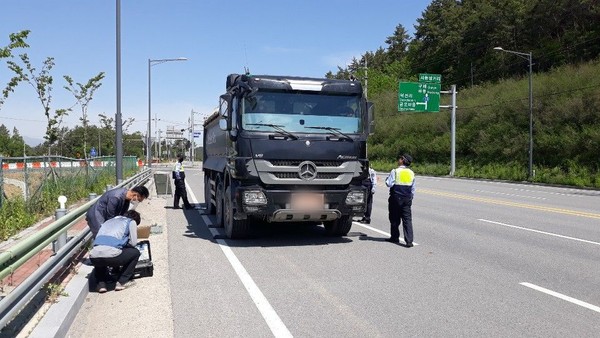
[
  {"x1": 173, "y1": 154, "x2": 193, "y2": 209},
  {"x1": 359, "y1": 167, "x2": 378, "y2": 224},
  {"x1": 385, "y1": 153, "x2": 415, "y2": 247},
  {"x1": 86, "y1": 185, "x2": 149, "y2": 238}
]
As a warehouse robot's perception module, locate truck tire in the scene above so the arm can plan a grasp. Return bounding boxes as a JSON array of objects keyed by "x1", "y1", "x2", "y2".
[
  {"x1": 224, "y1": 186, "x2": 250, "y2": 239},
  {"x1": 204, "y1": 175, "x2": 215, "y2": 214},
  {"x1": 214, "y1": 181, "x2": 224, "y2": 227},
  {"x1": 324, "y1": 216, "x2": 352, "y2": 236}
]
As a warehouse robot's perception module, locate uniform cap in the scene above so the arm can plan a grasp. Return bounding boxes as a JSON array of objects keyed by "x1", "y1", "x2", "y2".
[{"x1": 401, "y1": 154, "x2": 413, "y2": 166}]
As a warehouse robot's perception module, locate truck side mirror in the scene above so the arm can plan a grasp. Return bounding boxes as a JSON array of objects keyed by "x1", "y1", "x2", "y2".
[
  {"x1": 219, "y1": 94, "x2": 232, "y2": 131},
  {"x1": 219, "y1": 119, "x2": 228, "y2": 131},
  {"x1": 367, "y1": 102, "x2": 375, "y2": 135}
]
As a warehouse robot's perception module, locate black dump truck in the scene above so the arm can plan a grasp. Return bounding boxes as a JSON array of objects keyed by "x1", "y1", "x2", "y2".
[{"x1": 203, "y1": 73, "x2": 374, "y2": 238}]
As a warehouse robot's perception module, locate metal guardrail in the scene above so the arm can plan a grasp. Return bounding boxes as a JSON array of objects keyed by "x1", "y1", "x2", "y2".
[{"x1": 0, "y1": 168, "x2": 152, "y2": 329}]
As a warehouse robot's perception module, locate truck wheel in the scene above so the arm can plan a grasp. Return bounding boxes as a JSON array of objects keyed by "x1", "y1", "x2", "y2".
[
  {"x1": 204, "y1": 175, "x2": 215, "y2": 214},
  {"x1": 324, "y1": 216, "x2": 352, "y2": 236},
  {"x1": 214, "y1": 181, "x2": 224, "y2": 227},
  {"x1": 224, "y1": 186, "x2": 250, "y2": 239}
]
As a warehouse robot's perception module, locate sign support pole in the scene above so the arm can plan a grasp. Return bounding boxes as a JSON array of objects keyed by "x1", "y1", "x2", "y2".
[{"x1": 440, "y1": 85, "x2": 457, "y2": 176}]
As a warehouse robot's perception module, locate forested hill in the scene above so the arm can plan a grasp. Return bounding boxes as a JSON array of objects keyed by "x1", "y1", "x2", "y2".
[{"x1": 327, "y1": 0, "x2": 600, "y2": 187}]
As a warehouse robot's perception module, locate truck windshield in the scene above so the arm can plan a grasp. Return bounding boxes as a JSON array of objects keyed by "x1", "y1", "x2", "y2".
[{"x1": 241, "y1": 91, "x2": 362, "y2": 134}]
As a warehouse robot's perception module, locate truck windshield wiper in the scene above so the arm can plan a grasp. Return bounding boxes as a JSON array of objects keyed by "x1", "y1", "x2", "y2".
[
  {"x1": 304, "y1": 126, "x2": 353, "y2": 142},
  {"x1": 246, "y1": 123, "x2": 298, "y2": 140}
]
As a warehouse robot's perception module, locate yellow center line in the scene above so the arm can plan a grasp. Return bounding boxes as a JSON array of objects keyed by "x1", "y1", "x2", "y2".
[{"x1": 419, "y1": 188, "x2": 600, "y2": 219}]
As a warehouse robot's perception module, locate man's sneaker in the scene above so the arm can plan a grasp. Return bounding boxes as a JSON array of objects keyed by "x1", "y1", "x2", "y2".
[
  {"x1": 115, "y1": 280, "x2": 136, "y2": 291},
  {"x1": 97, "y1": 281, "x2": 107, "y2": 293}
]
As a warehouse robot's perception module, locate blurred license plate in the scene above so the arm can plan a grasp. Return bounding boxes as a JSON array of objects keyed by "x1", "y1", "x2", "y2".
[{"x1": 291, "y1": 193, "x2": 324, "y2": 210}]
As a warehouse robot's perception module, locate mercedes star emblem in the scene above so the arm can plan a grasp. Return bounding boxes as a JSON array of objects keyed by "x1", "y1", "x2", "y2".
[{"x1": 298, "y1": 161, "x2": 317, "y2": 180}]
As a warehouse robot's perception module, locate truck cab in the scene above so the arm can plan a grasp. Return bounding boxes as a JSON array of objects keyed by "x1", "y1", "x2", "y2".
[{"x1": 203, "y1": 74, "x2": 374, "y2": 238}]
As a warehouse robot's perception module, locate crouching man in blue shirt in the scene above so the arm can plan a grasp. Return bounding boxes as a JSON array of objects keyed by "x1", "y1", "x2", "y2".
[{"x1": 90, "y1": 210, "x2": 141, "y2": 293}]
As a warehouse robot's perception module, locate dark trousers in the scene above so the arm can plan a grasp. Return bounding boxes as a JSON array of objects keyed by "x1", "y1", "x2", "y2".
[
  {"x1": 388, "y1": 195, "x2": 413, "y2": 244},
  {"x1": 174, "y1": 179, "x2": 191, "y2": 208},
  {"x1": 90, "y1": 247, "x2": 140, "y2": 284},
  {"x1": 364, "y1": 188, "x2": 374, "y2": 220}
]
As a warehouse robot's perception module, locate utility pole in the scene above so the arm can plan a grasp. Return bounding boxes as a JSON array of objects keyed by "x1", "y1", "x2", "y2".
[
  {"x1": 190, "y1": 110, "x2": 195, "y2": 166},
  {"x1": 158, "y1": 129, "x2": 162, "y2": 160},
  {"x1": 493, "y1": 47, "x2": 534, "y2": 180}
]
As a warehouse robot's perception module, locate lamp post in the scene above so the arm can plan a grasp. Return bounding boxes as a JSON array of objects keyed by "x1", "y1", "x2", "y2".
[
  {"x1": 190, "y1": 110, "x2": 204, "y2": 166},
  {"x1": 147, "y1": 57, "x2": 187, "y2": 167},
  {"x1": 493, "y1": 47, "x2": 533, "y2": 180},
  {"x1": 152, "y1": 114, "x2": 162, "y2": 162}
]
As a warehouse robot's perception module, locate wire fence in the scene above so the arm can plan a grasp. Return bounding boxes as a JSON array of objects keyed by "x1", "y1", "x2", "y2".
[{"x1": 0, "y1": 156, "x2": 141, "y2": 208}]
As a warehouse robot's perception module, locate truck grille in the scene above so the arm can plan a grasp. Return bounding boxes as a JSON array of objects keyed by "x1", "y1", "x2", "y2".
[
  {"x1": 252, "y1": 159, "x2": 361, "y2": 186},
  {"x1": 270, "y1": 160, "x2": 344, "y2": 167},
  {"x1": 273, "y1": 172, "x2": 340, "y2": 179}
]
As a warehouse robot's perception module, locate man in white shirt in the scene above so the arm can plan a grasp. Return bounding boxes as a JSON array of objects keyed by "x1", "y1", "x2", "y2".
[{"x1": 359, "y1": 167, "x2": 378, "y2": 224}]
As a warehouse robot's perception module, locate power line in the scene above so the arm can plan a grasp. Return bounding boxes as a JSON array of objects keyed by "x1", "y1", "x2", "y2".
[
  {"x1": 0, "y1": 115, "x2": 46, "y2": 122},
  {"x1": 455, "y1": 35, "x2": 600, "y2": 85},
  {"x1": 458, "y1": 83, "x2": 600, "y2": 111}
]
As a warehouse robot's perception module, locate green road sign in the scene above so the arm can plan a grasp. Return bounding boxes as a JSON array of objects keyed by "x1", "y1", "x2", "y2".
[
  {"x1": 419, "y1": 73, "x2": 442, "y2": 84},
  {"x1": 398, "y1": 81, "x2": 441, "y2": 112}
]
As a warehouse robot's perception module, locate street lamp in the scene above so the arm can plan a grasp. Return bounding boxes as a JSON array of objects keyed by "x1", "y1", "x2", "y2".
[
  {"x1": 147, "y1": 57, "x2": 187, "y2": 167},
  {"x1": 493, "y1": 47, "x2": 533, "y2": 180}
]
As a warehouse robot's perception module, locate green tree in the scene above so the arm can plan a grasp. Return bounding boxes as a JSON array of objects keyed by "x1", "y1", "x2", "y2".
[
  {"x1": 99, "y1": 112, "x2": 134, "y2": 132},
  {"x1": 0, "y1": 30, "x2": 30, "y2": 109},
  {"x1": 408, "y1": 0, "x2": 466, "y2": 85},
  {"x1": 123, "y1": 131, "x2": 144, "y2": 158},
  {"x1": 9, "y1": 127, "x2": 25, "y2": 157},
  {"x1": 526, "y1": 0, "x2": 600, "y2": 71},
  {"x1": 6, "y1": 54, "x2": 69, "y2": 149},
  {"x1": 0, "y1": 124, "x2": 10, "y2": 156},
  {"x1": 385, "y1": 24, "x2": 411, "y2": 62},
  {"x1": 64, "y1": 72, "x2": 106, "y2": 159}
]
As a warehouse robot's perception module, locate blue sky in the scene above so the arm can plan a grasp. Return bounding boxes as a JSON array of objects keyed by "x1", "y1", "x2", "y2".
[{"x1": 1, "y1": 0, "x2": 431, "y2": 144}]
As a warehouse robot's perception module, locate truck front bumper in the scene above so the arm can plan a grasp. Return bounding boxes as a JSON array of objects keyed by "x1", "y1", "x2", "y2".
[{"x1": 236, "y1": 187, "x2": 366, "y2": 222}]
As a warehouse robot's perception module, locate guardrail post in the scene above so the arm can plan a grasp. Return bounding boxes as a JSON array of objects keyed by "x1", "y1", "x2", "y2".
[
  {"x1": 52, "y1": 196, "x2": 68, "y2": 254},
  {"x1": 105, "y1": 184, "x2": 113, "y2": 192},
  {"x1": 88, "y1": 192, "x2": 97, "y2": 201}
]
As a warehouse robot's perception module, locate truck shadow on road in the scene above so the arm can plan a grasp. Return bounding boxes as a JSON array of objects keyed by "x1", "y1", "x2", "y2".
[
  {"x1": 227, "y1": 222, "x2": 354, "y2": 248},
  {"x1": 180, "y1": 208, "x2": 353, "y2": 247}
]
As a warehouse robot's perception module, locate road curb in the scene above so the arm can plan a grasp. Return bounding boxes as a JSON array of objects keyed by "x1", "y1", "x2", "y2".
[{"x1": 28, "y1": 264, "x2": 93, "y2": 338}]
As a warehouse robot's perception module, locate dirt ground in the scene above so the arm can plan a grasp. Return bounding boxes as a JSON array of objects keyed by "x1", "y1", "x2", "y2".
[{"x1": 2, "y1": 170, "x2": 64, "y2": 199}]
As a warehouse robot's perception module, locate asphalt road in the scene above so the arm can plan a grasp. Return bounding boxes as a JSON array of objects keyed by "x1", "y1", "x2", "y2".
[{"x1": 70, "y1": 165, "x2": 600, "y2": 337}]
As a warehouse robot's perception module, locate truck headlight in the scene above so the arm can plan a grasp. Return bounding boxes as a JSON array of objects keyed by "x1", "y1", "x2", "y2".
[
  {"x1": 345, "y1": 191, "x2": 365, "y2": 205},
  {"x1": 243, "y1": 190, "x2": 267, "y2": 205}
]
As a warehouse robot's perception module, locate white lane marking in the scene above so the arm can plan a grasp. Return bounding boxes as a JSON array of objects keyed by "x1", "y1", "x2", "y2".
[
  {"x1": 478, "y1": 219, "x2": 600, "y2": 246},
  {"x1": 417, "y1": 176, "x2": 598, "y2": 198},
  {"x1": 520, "y1": 282, "x2": 600, "y2": 314},
  {"x1": 188, "y1": 183, "x2": 293, "y2": 338},
  {"x1": 352, "y1": 222, "x2": 418, "y2": 246},
  {"x1": 472, "y1": 189, "x2": 547, "y2": 200}
]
